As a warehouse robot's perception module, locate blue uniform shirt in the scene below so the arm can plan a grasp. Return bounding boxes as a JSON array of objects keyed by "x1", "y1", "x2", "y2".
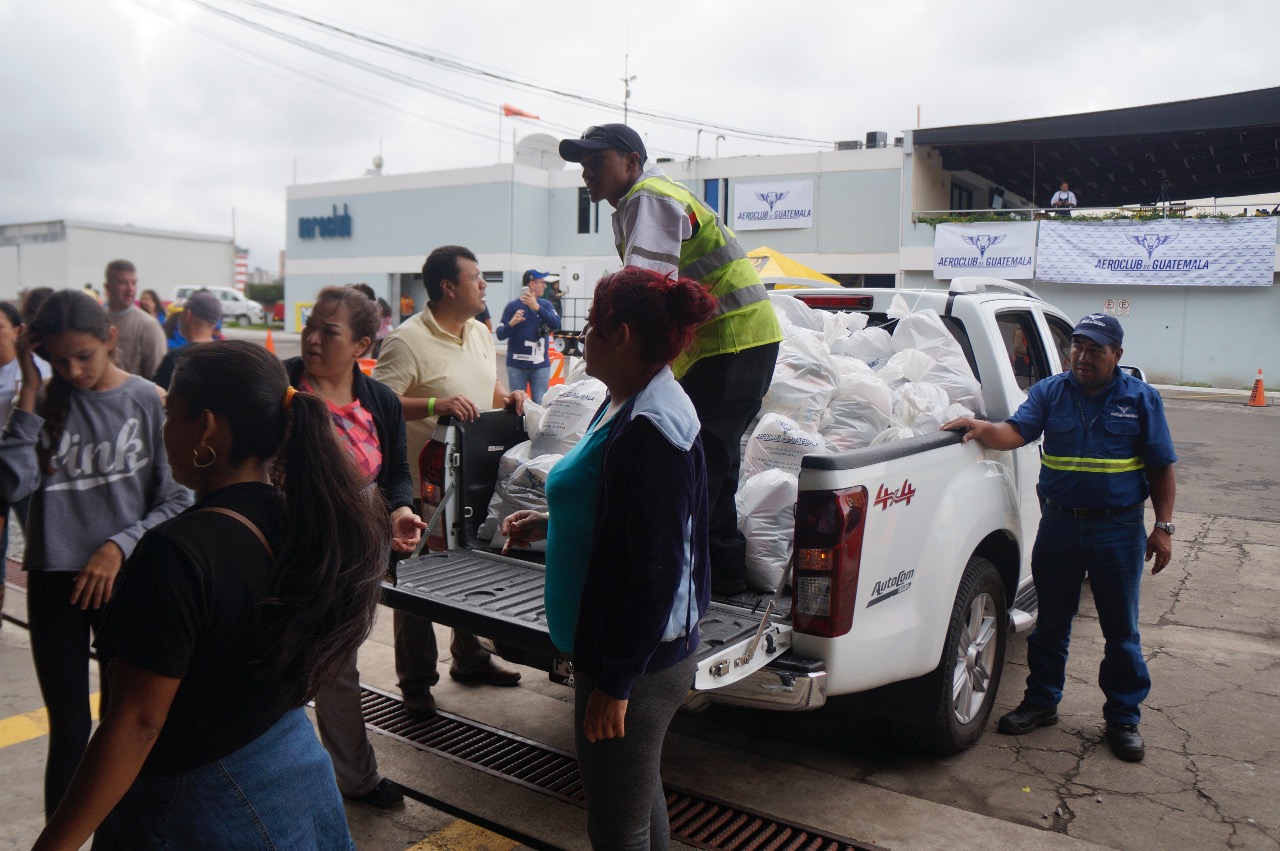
[{"x1": 1007, "y1": 369, "x2": 1176, "y2": 508}]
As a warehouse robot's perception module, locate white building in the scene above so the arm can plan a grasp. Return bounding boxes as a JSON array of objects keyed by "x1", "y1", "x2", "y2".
[
  {"x1": 284, "y1": 88, "x2": 1280, "y2": 386},
  {"x1": 0, "y1": 219, "x2": 235, "y2": 303}
]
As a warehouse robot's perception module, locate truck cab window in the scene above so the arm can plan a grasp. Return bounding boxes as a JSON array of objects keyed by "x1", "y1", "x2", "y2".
[
  {"x1": 995, "y1": 311, "x2": 1049, "y2": 391},
  {"x1": 1044, "y1": 315, "x2": 1074, "y2": 373}
]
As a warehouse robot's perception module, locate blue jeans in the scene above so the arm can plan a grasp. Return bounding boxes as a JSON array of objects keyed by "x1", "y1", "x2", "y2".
[
  {"x1": 507, "y1": 365, "x2": 550, "y2": 405},
  {"x1": 1023, "y1": 505, "x2": 1150, "y2": 724},
  {"x1": 95, "y1": 708, "x2": 354, "y2": 850}
]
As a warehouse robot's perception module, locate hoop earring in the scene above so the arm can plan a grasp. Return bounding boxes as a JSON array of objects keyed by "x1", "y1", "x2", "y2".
[{"x1": 193, "y1": 443, "x2": 217, "y2": 469}]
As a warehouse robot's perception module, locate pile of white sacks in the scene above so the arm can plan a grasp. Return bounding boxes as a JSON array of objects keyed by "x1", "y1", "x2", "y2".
[
  {"x1": 477, "y1": 294, "x2": 982, "y2": 593},
  {"x1": 476, "y1": 361, "x2": 603, "y2": 551},
  {"x1": 736, "y1": 294, "x2": 982, "y2": 591}
]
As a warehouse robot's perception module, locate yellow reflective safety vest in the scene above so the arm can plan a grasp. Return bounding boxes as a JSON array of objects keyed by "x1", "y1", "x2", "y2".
[{"x1": 618, "y1": 173, "x2": 783, "y2": 377}]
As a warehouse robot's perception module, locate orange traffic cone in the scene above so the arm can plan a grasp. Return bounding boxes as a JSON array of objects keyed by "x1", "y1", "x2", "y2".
[
  {"x1": 264, "y1": 328, "x2": 276, "y2": 355},
  {"x1": 1246, "y1": 369, "x2": 1269, "y2": 407}
]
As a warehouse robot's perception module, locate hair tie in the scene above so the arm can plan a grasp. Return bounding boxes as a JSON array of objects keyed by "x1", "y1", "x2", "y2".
[{"x1": 283, "y1": 386, "x2": 298, "y2": 411}]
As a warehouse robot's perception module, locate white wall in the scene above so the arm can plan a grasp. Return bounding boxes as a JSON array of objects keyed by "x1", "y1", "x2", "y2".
[{"x1": 0, "y1": 241, "x2": 69, "y2": 300}]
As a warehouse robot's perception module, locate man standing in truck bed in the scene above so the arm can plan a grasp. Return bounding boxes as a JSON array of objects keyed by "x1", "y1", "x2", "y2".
[
  {"x1": 944, "y1": 314, "x2": 1177, "y2": 762},
  {"x1": 559, "y1": 124, "x2": 783, "y2": 595}
]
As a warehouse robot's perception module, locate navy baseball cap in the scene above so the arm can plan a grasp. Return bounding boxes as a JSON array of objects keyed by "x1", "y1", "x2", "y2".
[
  {"x1": 558, "y1": 124, "x2": 647, "y2": 164},
  {"x1": 522, "y1": 269, "x2": 551, "y2": 285},
  {"x1": 1072, "y1": 313, "x2": 1123, "y2": 347}
]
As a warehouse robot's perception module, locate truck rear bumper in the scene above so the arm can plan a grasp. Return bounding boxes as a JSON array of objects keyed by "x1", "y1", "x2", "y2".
[{"x1": 693, "y1": 657, "x2": 827, "y2": 711}]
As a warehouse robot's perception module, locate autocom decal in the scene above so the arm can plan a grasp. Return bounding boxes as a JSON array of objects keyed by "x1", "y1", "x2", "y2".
[{"x1": 867, "y1": 569, "x2": 915, "y2": 607}]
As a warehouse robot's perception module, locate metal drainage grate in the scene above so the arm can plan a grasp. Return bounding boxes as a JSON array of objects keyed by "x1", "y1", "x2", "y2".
[{"x1": 360, "y1": 685, "x2": 886, "y2": 851}]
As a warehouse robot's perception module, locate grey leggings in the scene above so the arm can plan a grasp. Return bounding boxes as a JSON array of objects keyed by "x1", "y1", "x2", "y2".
[{"x1": 573, "y1": 656, "x2": 695, "y2": 851}]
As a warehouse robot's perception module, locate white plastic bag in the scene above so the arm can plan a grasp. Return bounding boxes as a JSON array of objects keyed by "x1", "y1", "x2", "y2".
[
  {"x1": 529, "y1": 378, "x2": 606, "y2": 456},
  {"x1": 760, "y1": 331, "x2": 840, "y2": 429},
  {"x1": 892, "y1": 382, "x2": 960, "y2": 435},
  {"x1": 476, "y1": 441, "x2": 535, "y2": 541},
  {"x1": 830, "y1": 354, "x2": 875, "y2": 380},
  {"x1": 831, "y1": 326, "x2": 894, "y2": 369},
  {"x1": 890, "y1": 305, "x2": 985, "y2": 415},
  {"x1": 737, "y1": 469, "x2": 798, "y2": 593},
  {"x1": 820, "y1": 374, "x2": 894, "y2": 452},
  {"x1": 488, "y1": 453, "x2": 562, "y2": 551},
  {"x1": 771, "y1": 295, "x2": 824, "y2": 333},
  {"x1": 742, "y1": 413, "x2": 824, "y2": 478},
  {"x1": 877, "y1": 348, "x2": 937, "y2": 388}
]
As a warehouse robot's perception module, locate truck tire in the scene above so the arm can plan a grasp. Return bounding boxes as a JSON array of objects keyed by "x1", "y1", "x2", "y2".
[{"x1": 892, "y1": 555, "x2": 1007, "y2": 754}]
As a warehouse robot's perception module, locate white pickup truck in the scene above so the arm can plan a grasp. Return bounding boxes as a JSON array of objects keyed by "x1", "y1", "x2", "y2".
[{"x1": 383, "y1": 278, "x2": 1100, "y2": 753}]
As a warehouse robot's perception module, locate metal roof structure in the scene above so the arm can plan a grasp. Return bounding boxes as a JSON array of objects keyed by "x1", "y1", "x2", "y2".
[{"x1": 914, "y1": 87, "x2": 1280, "y2": 207}]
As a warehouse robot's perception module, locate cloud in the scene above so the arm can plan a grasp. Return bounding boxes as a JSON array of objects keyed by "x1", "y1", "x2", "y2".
[{"x1": 2, "y1": 0, "x2": 1277, "y2": 270}]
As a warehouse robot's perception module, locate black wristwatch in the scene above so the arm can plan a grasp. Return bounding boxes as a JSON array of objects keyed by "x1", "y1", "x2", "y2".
[{"x1": 1154, "y1": 521, "x2": 1175, "y2": 535}]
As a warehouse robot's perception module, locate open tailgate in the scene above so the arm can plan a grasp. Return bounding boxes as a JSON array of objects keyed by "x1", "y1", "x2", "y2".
[{"x1": 382, "y1": 550, "x2": 790, "y2": 687}]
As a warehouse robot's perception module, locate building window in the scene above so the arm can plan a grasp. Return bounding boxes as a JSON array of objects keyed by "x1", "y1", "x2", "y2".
[
  {"x1": 577, "y1": 188, "x2": 601, "y2": 234},
  {"x1": 950, "y1": 183, "x2": 974, "y2": 211}
]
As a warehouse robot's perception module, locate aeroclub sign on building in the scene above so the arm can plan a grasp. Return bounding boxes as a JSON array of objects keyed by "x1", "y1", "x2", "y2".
[
  {"x1": 933, "y1": 222, "x2": 1036, "y2": 280},
  {"x1": 1035, "y1": 218, "x2": 1277, "y2": 286},
  {"x1": 732, "y1": 180, "x2": 814, "y2": 231}
]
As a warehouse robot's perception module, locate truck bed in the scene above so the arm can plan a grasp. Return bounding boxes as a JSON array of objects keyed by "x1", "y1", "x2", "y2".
[{"x1": 383, "y1": 549, "x2": 788, "y2": 665}]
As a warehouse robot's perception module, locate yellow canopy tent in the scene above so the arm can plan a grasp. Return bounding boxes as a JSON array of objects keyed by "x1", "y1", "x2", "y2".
[{"x1": 745, "y1": 246, "x2": 840, "y2": 286}]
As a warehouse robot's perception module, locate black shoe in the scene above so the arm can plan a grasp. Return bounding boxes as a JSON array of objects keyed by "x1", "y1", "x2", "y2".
[
  {"x1": 402, "y1": 692, "x2": 437, "y2": 720},
  {"x1": 346, "y1": 778, "x2": 404, "y2": 809},
  {"x1": 997, "y1": 702, "x2": 1059, "y2": 735},
  {"x1": 1106, "y1": 722, "x2": 1145, "y2": 762},
  {"x1": 449, "y1": 660, "x2": 522, "y2": 687}
]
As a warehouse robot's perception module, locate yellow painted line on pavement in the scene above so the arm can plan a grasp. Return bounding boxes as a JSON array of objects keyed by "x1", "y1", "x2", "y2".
[
  {"x1": 0, "y1": 692, "x2": 100, "y2": 750},
  {"x1": 405, "y1": 819, "x2": 519, "y2": 851}
]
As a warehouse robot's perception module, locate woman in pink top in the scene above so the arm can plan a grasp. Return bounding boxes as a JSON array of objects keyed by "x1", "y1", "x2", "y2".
[{"x1": 285, "y1": 284, "x2": 426, "y2": 808}]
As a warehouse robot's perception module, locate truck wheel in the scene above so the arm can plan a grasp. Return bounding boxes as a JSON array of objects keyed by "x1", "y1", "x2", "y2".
[{"x1": 893, "y1": 555, "x2": 1007, "y2": 754}]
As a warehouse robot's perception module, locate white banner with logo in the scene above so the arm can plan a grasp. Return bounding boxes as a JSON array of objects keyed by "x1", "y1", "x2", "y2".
[
  {"x1": 732, "y1": 180, "x2": 814, "y2": 231},
  {"x1": 933, "y1": 222, "x2": 1037, "y2": 280},
  {"x1": 1035, "y1": 217, "x2": 1277, "y2": 286}
]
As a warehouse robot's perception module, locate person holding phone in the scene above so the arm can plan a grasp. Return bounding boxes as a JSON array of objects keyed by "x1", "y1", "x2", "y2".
[{"x1": 495, "y1": 269, "x2": 561, "y2": 404}]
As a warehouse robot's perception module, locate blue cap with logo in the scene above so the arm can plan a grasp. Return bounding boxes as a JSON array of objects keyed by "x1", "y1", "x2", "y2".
[
  {"x1": 522, "y1": 269, "x2": 551, "y2": 285},
  {"x1": 558, "y1": 124, "x2": 648, "y2": 164},
  {"x1": 1072, "y1": 313, "x2": 1123, "y2": 347}
]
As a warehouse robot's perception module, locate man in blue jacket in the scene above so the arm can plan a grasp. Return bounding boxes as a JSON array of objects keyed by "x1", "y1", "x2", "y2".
[
  {"x1": 944, "y1": 314, "x2": 1177, "y2": 762},
  {"x1": 495, "y1": 270, "x2": 561, "y2": 403}
]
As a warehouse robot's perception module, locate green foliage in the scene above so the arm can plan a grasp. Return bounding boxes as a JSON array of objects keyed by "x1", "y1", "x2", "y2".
[
  {"x1": 247, "y1": 283, "x2": 284, "y2": 305},
  {"x1": 913, "y1": 211, "x2": 1242, "y2": 227}
]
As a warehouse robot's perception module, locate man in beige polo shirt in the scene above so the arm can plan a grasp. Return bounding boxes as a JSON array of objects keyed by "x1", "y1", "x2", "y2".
[{"x1": 374, "y1": 244, "x2": 526, "y2": 717}]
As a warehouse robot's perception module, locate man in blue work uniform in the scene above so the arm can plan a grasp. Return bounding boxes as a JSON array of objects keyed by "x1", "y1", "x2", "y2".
[{"x1": 944, "y1": 314, "x2": 1177, "y2": 762}]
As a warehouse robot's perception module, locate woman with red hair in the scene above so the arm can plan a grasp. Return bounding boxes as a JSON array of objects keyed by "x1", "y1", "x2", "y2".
[{"x1": 504, "y1": 268, "x2": 716, "y2": 850}]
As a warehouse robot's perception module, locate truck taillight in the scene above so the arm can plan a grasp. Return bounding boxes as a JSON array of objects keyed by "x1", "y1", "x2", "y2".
[
  {"x1": 419, "y1": 440, "x2": 448, "y2": 552},
  {"x1": 792, "y1": 486, "x2": 867, "y2": 638}
]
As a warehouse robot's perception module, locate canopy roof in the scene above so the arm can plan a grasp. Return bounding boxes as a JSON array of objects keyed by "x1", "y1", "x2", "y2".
[
  {"x1": 914, "y1": 87, "x2": 1280, "y2": 206},
  {"x1": 747, "y1": 246, "x2": 840, "y2": 284}
]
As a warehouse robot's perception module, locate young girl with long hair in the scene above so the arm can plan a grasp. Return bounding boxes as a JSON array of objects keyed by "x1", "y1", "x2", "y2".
[
  {"x1": 0, "y1": 290, "x2": 191, "y2": 818},
  {"x1": 33, "y1": 340, "x2": 390, "y2": 850}
]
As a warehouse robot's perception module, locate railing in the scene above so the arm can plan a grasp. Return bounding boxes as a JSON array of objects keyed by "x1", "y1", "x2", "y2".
[{"x1": 911, "y1": 203, "x2": 1276, "y2": 225}]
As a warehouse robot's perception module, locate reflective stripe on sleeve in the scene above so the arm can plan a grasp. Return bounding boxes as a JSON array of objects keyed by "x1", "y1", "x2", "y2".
[
  {"x1": 680, "y1": 239, "x2": 748, "y2": 281},
  {"x1": 712, "y1": 282, "x2": 770, "y2": 317},
  {"x1": 1041, "y1": 455, "x2": 1145, "y2": 473}
]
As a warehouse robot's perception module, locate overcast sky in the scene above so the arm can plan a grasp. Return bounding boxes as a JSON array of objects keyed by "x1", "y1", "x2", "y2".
[{"x1": 2, "y1": 0, "x2": 1277, "y2": 276}]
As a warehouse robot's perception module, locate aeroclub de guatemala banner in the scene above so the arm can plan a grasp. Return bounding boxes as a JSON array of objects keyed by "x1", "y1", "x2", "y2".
[
  {"x1": 1035, "y1": 217, "x2": 1277, "y2": 286},
  {"x1": 732, "y1": 180, "x2": 814, "y2": 231},
  {"x1": 933, "y1": 222, "x2": 1037, "y2": 280}
]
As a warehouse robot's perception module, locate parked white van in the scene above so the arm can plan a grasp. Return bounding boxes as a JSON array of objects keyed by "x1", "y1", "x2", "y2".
[{"x1": 170, "y1": 286, "x2": 265, "y2": 325}]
